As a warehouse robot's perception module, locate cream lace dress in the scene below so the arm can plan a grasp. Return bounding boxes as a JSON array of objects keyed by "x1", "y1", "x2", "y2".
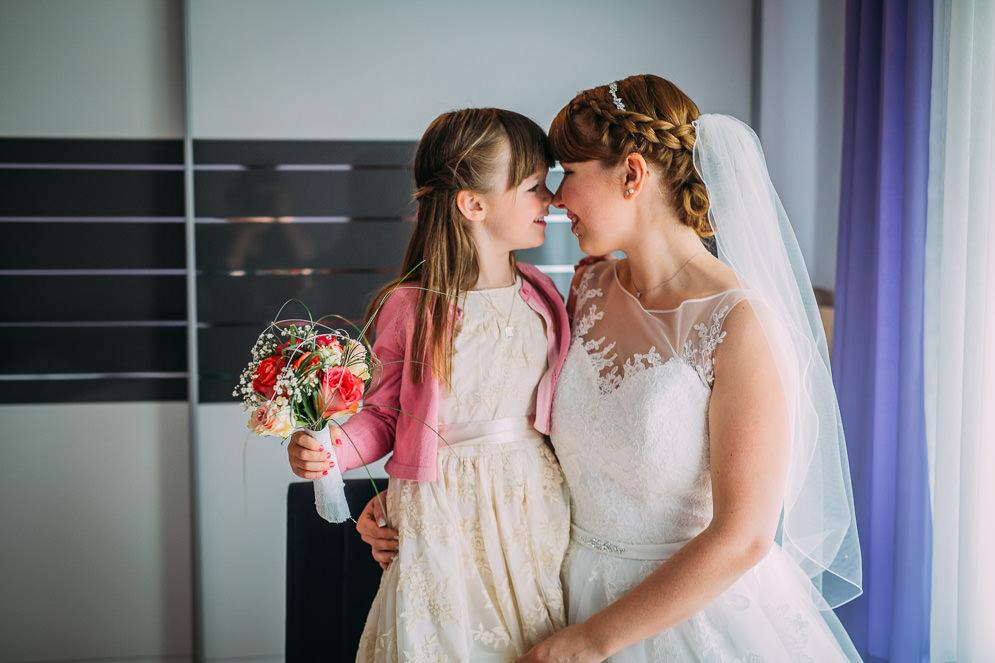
[
  {"x1": 550, "y1": 261, "x2": 860, "y2": 661},
  {"x1": 356, "y1": 276, "x2": 570, "y2": 662}
]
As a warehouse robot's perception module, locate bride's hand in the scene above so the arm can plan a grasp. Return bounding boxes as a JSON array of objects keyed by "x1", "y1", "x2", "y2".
[
  {"x1": 355, "y1": 493, "x2": 398, "y2": 570},
  {"x1": 515, "y1": 624, "x2": 605, "y2": 663}
]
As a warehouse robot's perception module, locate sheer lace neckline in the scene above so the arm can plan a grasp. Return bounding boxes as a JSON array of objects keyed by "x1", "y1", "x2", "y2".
[{"x1": 611, "y1": 260, "x2": 744, "y2": 313}]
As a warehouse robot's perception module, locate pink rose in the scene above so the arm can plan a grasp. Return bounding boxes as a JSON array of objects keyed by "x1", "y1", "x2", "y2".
[{"x1": 317, "y1": 367, "x2": 365, "y2": 419}]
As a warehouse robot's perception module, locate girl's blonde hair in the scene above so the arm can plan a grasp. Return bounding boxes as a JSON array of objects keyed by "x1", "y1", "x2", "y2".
[
  {"x1": 549, "y1": 74, "x2": 711, "y2": 238},
  {"x1": 367, "y1": 108, "x2": 554, "y2": 383}
]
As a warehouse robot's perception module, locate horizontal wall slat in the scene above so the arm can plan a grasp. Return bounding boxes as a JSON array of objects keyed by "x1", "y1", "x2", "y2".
[
  {"x1": 195, "y1": 220, "x2": 412, "y2": 271},
  {"x1": 0, "y1": 170, "x2": 184, "y2": 216},
  {"x1": 0, "y1": 275, "x2": 186, "y2": 322},
  {"x1": 193, "y1": 170, "x2": 414, "y2": 218},
  {"x1": 0, "y1": 138, "x2": 183, "y2": 164},
  {"x1": 1, "y1": 222, "x2": 186, "y2": 270},
  {"x1": 197, "y1": 273, "x2": 394, "y2": 324},
  {"x1": 0, "y1": 327, "x2": 186, "y2": 374},
  {"x1": 201, "y1": 376, "x2": 248, "y2": 403},
  {"x1": 0, "y1": 377, "x2": 187, "y2": 403},
  {"x1": 194, "y1": 140, "x2": 416, "y2": 166}
]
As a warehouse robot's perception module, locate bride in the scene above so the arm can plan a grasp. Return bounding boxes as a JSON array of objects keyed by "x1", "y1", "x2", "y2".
[{"x1": 517, "y1": 75, "x2": 862, "y2": 662}]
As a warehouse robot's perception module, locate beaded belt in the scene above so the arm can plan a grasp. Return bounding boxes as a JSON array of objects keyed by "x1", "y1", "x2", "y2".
[{"x1": 571, "y1": 524, "x2": 688, "y2": 561}]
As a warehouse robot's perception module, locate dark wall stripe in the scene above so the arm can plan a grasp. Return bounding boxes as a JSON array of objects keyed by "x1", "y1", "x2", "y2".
[
  {"x1": 201, "y1": 377, "x2": 247, "y2": 404},
  {"x1": 194, "y1": 140, "x2": 416, "y2": 166},
  {"x1": 199, "y1": 325, "x2": 270, "y2": 377},
  {"x1": 0, "y1": 170, "x2": 184, "y2": 216},
  {"x1": 0, "y1": 138, "x2": 183, "y2": 165},
  {"x1": 197, "y1": 273, "x2": 395, "y2": 325},
  {"x1": 0, "y1": 377, "x2": 187, "y2": 403},
  {"x1": 0, "y1": 275, "x2": 187, "y2": 322},
  {"x1": 195, "y1": 220, "x2": 413, "y2": 271},
  {"x1": 193, "y1": 170, "x2": 414, "y2": 218},
  {"x1": 0, "y1": 327, "x2": 186, "y2": 375},
  {"x1": 2, "y1": 222, "x2": 186, "y2": 270}
]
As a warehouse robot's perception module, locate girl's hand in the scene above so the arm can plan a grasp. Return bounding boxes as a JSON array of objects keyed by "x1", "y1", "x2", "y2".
[
  {"x1": 515, "y1": 624, "x2": 604, "y2": 663},
  {"x1": 287, "y1": 430, "x2": 336, "y2": 479},
  {"x1": 356, "y1": 494, "x2": 399, "y2": 570}
]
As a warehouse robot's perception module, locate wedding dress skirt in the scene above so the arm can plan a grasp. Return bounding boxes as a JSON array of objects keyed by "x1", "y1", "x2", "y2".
[
  {"x1": 550, "y1": 262, "x2": 860, "y2": 661},
  {"x1": 563, "y1": 528, "x2": 859, "y2": 661}
]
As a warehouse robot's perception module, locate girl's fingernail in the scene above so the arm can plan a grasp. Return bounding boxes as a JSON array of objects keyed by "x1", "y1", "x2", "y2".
[
  {"x1": 326, "y1": 452, "x2": 331, "y2": 458},
  {"x1": 329, "y1": 461, "x2": 335, "y2": 468},
  {"x1": 377, "y1": 518, "x2": 386, "y2": 527},
  {"x1": 319, "y1": 446, "x2": 325, "y2": 452},
  {"x1": 322, "y1": 470, "x2": 328, "y2": 476}
]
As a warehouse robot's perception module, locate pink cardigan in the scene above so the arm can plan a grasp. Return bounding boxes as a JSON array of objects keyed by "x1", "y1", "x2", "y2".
[{"x1": 333, "y1": 263, "x2": 570, "y2": 481}]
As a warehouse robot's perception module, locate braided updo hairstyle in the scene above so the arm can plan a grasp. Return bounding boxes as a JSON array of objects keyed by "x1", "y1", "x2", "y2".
[
  {"x1": 366, "y1": 108, "x2": 554, "y2": 383},
  {"x1": 549, "y1": 74, "x2": 711, "y2": 238}
]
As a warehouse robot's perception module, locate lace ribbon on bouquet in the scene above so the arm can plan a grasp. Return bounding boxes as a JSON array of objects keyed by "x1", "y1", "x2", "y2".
[{"x1": 303, "y1": 424, "x2": 351, "y2": 523}]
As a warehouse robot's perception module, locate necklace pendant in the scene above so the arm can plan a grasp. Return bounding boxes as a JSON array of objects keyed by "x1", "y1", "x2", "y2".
[{"x1": 504, "y1": 326, "x2": 515, "y2": 337}]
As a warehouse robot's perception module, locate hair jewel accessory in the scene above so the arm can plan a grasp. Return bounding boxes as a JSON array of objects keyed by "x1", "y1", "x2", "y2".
[{"x1": 608, "y1": 82, "x2": 626, "y2": 111}]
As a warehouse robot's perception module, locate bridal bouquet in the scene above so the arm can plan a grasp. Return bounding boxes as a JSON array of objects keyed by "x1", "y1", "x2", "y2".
[{"x1": 234, "y1": 303, "x2": 377, "y2": 523}]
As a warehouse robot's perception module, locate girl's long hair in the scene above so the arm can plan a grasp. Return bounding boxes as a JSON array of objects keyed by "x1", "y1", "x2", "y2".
[{"x1": 366, "y1": 108, "x2": 554, "y2": 383}]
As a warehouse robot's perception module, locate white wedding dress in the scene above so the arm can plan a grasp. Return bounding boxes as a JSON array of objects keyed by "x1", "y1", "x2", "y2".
[
  {"x1": 356, "y1": 276, "x2": 570, "y2": 662},
  {"x1": 550, "y1": 261, "x2": 860, "y2": 661}
]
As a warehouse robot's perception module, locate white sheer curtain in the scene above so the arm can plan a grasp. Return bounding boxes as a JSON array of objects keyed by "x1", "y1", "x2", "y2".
[{"x1": 924, "y1": 1, "x2": 995, "y2": 660}]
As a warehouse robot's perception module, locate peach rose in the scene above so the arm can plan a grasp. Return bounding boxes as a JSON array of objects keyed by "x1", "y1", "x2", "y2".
[{"x1": 248, "y1": 405, "x2": 294, "y2": 438}]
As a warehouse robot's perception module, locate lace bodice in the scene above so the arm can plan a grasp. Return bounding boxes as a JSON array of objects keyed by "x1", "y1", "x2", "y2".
[
  {"x1": 551, "y1": 261, "x2": 749, "y2": 545},
  {"x1": 438, "y1": 277, "x2": 549, "y2": 426}
]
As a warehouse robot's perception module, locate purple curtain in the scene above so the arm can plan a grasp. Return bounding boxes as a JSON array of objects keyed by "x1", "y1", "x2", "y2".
[{"x1": 832, "y1": 0, "x2": 934, "y2": 661}]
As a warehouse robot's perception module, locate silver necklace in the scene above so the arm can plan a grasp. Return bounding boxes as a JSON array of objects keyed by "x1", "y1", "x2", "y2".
[
  {"x1": 479, "y1": 280, "x2": 519, "y2": 337},
  {"x1": 631, "y1": 252, "x2": 706, "y2": 299}
]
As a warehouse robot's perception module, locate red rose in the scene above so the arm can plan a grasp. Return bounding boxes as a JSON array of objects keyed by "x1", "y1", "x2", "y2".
[
  {"x1": 317, "y1": 366, "x2": 365, "y2": 419},
  {"x1": 291, "y1": 351, "x2": 321, "y2": 371},
  {"x1": 252, "y1": 356, "x2": 284, "y2": 398}
]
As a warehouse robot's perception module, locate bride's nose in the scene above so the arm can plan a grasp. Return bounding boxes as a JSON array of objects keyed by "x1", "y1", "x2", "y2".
[{"x1": 551, "y1": 183, "x2": 566, "y2": 209}]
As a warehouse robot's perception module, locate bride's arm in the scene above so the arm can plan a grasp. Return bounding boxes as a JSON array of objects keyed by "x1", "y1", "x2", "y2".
[{"x1": 517, "y1": 300, "x2": 790, "y2": 662}]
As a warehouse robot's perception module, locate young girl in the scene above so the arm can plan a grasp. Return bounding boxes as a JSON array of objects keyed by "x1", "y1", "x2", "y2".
[{"x1": 287, "y1": 108, "x2": 572, "y2": 661}]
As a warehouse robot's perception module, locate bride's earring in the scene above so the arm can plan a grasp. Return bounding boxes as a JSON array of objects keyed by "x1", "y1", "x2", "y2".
[{"x1": 624, "y1": 188, "x2": 634, "y2": 198}]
